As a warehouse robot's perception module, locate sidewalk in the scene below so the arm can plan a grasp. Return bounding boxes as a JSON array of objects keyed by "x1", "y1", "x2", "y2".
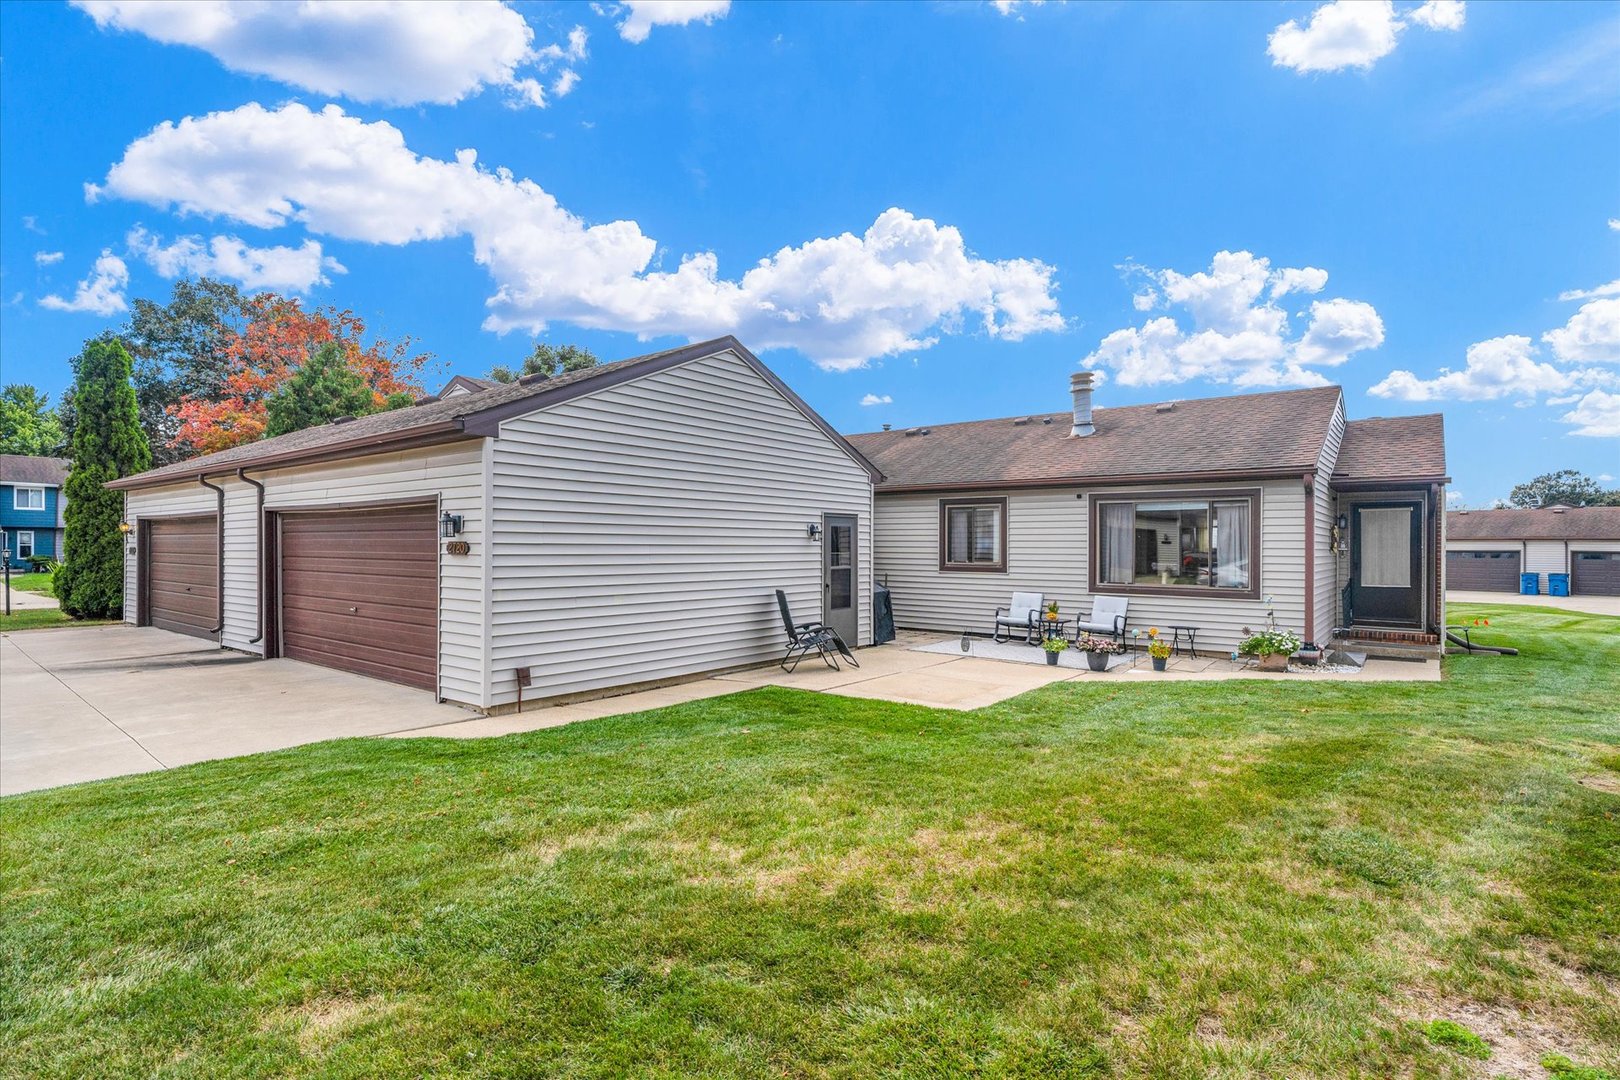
[{"x1": 3, "y1": 585, "x2": 58, "y2": 612}]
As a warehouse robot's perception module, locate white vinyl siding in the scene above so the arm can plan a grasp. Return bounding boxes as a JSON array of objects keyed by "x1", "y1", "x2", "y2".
[
  {"x1": 488, "y1": 349, "x2": 874, "y2": 706},
  {"x1": 122, "y1": 443, "x2": 487, "y2": 708},
  {"x1": 872, "y1": 479, "x2": 1307, "y2": 655},
  {"x1": 1314, "y1": 396, "x2": 1346, "y2": 643},
  {"x1": 1523, "y1": 540, "x2": 1568, "y2": 580}
]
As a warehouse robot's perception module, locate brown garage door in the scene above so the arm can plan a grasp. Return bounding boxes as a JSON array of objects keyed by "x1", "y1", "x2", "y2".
[
  {"x1": 144, "y1": 516, "x2": 218, "y2": 639},
  {"x1": 1447, "y1": 550, "x2": 1521, "y2": 592},
  {"x1": 1571, "y1": 551, "x2": 1620, "y2": 596},
  {"x1": 277, "y1": 505, "x2": 437, "y2": 690}
]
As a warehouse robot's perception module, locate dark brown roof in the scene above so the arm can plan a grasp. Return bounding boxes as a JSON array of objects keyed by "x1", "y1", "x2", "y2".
[
  {"x1": 1448, "y1": 506, "x2": 1620, "y2": 541},
  {"x1": 110, "y1": 337, "x2": 880, "y2": 490},
  {"x1": 846, "y1": 385, "x2": 1345, "y2": 492},
  {"x1": 437, "y1": 374, "x2": 500, "y2": 396},
  {"x1": 0, "y1": 455, "x2": 69, "y2": 486},
  {"x1": 1333, "y1": 414, "x2": 1448, "y2": 486}
]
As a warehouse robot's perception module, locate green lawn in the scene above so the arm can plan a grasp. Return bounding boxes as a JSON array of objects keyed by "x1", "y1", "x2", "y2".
[
  {"x1": 5, "y1": 571, "x2": 55, "y2": 595},
  {"x1": 3, "y1": 603, "x2": 1617, "y2": 1078},
  {"x1": 0, "y1": 608, "x2": 114, "y2": 632}
]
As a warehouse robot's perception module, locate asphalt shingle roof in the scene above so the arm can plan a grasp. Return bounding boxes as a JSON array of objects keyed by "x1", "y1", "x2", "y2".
[
  {"x1": 1447, "y1": 506, "x2": 1620, "y2": 541},
  {"x1": 1334, "y1": 414, "x2": 1448, "y2": 484},
  {"x1": 0, "y1": 455, "x2": 69, "y2": 486},
  {"x1": 846, "y1": 385, "x2": 1347, "y2": 491}
]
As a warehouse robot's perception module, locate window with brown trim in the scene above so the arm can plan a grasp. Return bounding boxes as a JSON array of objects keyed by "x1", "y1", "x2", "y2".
[
  {"x1": 939, "y1": 498, "x2": 1006, "y2": 572},
  {"x1": 1089, "y1": 489, "x2": 1261, "y2": 599}
]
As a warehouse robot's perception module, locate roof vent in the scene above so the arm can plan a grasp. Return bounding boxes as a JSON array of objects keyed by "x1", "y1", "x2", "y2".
[
  {"x1": 1012, "y1": 416, "x2": 1030, "y2": 426},
  {"x1": 882, "y1": 423, "x2": 891, "y2": 431},
  {"x1": 1155, "y1": 402, "x2": 1175, "y2": 413},
  {"x1": 1041, "y1": 416, "x2": 1052, "y2": 425},
  {"x1": 1070, "y1": 371, "x2": 1096, "y2": 437},
  {"x1": 418, "y1": 394, "x2": 440, "y2": 405},
  {"x1": 330, "y1": 415, "x2": 357, "y2": 425},
  {"x1": 518, "y1": 371, "x2": 549, "y2": 385},
  {"x1": 1551, "y1": 506, "x2": 1567, "y2": 513},
  {"x1": 902, "y1": 427, "x2": 930, "y2": 437}
]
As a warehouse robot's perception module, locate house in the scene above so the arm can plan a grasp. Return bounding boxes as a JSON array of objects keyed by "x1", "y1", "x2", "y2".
[
  {"x1": 1, "y1": 454, "x2": 69, "y2": 570},
  {"x1": 845, "y1": 373, "x2": 1450, "y2": 655},
  {"x1": 107, "y1": 338, "x2": 878, "y2": 711},
  {"x1": 1446, "y1": 506, "x2": 1620, "y2": 596}
]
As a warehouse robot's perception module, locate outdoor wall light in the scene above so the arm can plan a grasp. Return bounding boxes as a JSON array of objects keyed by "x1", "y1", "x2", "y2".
[
  {"x1": 1335, "y1": 514, "x2": 1348, "y2": 531},
  {"x1": 117, "y1": 521, "x2": 133, "y2": 534},
  {"x1": 440, "y1": 511, "x2": 464, "y2": 539},
  {"x1": 806, "y1": 522, "x2": 822, "y2": 542}
]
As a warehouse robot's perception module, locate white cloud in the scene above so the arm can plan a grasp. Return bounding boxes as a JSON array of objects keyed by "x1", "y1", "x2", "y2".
[
  {"x1": 860, "y1": 393, "x2": 893, "y2": 406},
  {"x1": 1268, "y1": 0, "x2": 1464, "y2": 75},
  {"x1": 1081, "y1": 250, "x2": 1382, "y2": 388},
  {"x1": 1610, "y1": 218, "x2": 1620, "y2": 231},
  {"x1": 1558, "y1": 278, "x2": 1620, "y2": 302},
  {"x1": 72, "y1": 0, "x2": 576, "y2": 108},
  {"x1": 126, "y1": 227, "x2": 343, "y2": 292},
  {"x1": 1407, "y1": 0, "x2": 1465, "y2": 31},
  {"x1": 34, "y1": 250, "x2": 64, "y2": 266},
  {"x1": 1369, "y1": 335, "x2": 1581, "y2": 401},
  {"x1": 617, "y1": 0, "x2": 729, "y2": 44},
  {"x1": 38, "y1": 250, "x2": 128, "y2": 315},
  {"x1": 1447, "y1": 18, "x2": 1619, "y2": 120},
  {"x1": 1560, "y1": 389, "x2": 1620, "y2": 438},
  {"x1": 22, "y1": 215, "x2": 45, "y2": 235},
  {"x1": 1543, "y1": 297, "x2": 1620, "y2": 364},
  {"x1": 991, "y1": 0, "x2": 1049, "y2": 15},
  {"x1": 93, "y1": 102, "x2": 1063, "y2": 371}
]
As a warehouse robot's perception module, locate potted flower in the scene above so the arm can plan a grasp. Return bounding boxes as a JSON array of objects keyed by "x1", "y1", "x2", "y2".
[
  {"x1": 1045, "y1": 600, "x2": 1060, "y2": 619},
  {"x1": 1041, "y1": 635, "x2": 1069, "y2": 665},
  {"x1": 1146, "y1": 627, "x2": 1171, "y2": 671},
  {"x1": 1077, "y1": 635, "x2": 1124, "y2": 671},
  {"x1": 1239, "y1": 626, "x2": 1302, "y2": 671}
]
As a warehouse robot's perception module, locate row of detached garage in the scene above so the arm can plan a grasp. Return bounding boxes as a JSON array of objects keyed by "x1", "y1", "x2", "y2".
[
  {"x1": 1445, "y1": 506, "x2": 1620, "y2": 596},
  {"x1": 111, "y1": 339, "x2": 879, "y2": 712}
]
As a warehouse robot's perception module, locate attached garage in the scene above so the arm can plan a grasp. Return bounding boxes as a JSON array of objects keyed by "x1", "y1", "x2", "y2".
[
  {"x1": 142, "y1": 515, "x2": 218, "y2": 639},
  {"x1": 275, "y1": 505, "x2": 438, "y2": 690},
  {"x1": 1445, "y1": 549, "x2": 1520, "y2": 593},
  {"x1": 111, "y1": 337, "x2": 879, "y2": 712},
  {"x1": 1571, "y1": 551, "x2": 1620, "y2": 596}
]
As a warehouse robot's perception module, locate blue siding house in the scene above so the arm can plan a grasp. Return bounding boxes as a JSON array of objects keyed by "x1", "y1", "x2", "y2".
[{"x1": 1, "y1": 455, "x2": 69, "y2": 570}]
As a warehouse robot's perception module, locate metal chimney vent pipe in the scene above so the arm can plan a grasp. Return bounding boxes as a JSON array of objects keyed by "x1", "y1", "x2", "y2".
[{"x1": 1070, "y1": 371, "x2": 1096, "y2": 437}]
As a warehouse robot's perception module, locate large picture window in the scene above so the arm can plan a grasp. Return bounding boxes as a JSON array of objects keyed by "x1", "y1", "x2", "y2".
[
  {"x1": 939, "y1": 498, "x2": 1006, "y2": 572},
  {"x1": 1091, "y1": 490, "x2": 1259, "y2": 597}
]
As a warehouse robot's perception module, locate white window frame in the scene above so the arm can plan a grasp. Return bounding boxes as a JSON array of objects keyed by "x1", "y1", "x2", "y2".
[
  {"x1": 17, "y1": 530, "x2": 35, "y2": 560},
  {"x1": 13, "y1": 485, "x2": 46, "y2": 511}
]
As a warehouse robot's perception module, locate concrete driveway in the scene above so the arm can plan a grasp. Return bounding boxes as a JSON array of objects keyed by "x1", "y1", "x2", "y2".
[
  {"x1": 2, "y1": 625, "x2": 472, "y2": 796},
  {"x1": 1448, "y1": 590, "x2": 1620, "y2": 617}
]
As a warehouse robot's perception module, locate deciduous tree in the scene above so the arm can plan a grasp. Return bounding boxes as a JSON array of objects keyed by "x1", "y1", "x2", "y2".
[
  {"x1": 0, "y1": 384, "x2": 65, "y2": 456},
  {"x1": 55, "y1": 337, "x2": 151, "y2": 619},
  {"x1": 170, "y1": 295, "x2": 429, "y2": 454},
  {"x1": 1508, "y1": 469, "x2": 1620, "y2": 509}
]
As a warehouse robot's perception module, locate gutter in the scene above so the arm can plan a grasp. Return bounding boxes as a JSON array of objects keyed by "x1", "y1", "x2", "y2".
[
  {"x1": 197, "y1": 475, "x2": 226, "y2": 641},
  {"x1": 106, "y1": 421, "x2": 469, "y2": 492},
  {"x1": 237, "y1": 467, "x2": 266, "y2": 645}
]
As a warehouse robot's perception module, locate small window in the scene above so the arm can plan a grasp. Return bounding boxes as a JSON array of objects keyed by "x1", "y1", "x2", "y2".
[
  {"x1": 13, "y1": 486, "x2": 45, "y2": 511},
  {"x1": 17, "y1": 531, "x2": 34, "y2": 560},
  {"x1": 940, "y1": 499, "x2": 1006, "y2": 572}
]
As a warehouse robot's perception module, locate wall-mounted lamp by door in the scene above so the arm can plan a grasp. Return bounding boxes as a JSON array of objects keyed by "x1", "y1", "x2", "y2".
[
  {"x1": 440, "y1": 511, "x2": 464, "y2": 538},
  {"x1": 806, "y1": 522, "x2": 822, "y2": 542}
]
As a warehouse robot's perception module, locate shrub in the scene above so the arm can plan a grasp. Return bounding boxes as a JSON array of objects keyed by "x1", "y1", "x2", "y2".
[{"x1": 1239, "y1": 628, "x2": 1302, "y2": 657}]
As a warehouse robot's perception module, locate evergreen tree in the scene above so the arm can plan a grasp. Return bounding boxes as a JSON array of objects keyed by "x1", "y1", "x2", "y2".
[
  {"x1": 55, "y1": 337, "x2": 151, "y2": 619},
  {"x1": 488, "y1": 343, "x2": 598, "y2": 383},
  {"x1": 264, "y1": 342, "x2": 396, "y2": 437}
]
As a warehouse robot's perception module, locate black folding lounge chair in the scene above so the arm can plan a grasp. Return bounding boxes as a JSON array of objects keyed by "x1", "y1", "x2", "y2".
[{"x1": 775, "y1": 589, "x2": 859, "y2": 672}]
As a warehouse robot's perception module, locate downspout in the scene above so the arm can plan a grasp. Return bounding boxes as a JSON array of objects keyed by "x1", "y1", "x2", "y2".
[
  {"x1": 198, "y1": 475, "x2": 226, "y2": 641},
  {"x1": 1302, "y1": 472, "x2": 1316, "y2": 644},
  {"x1": 237, "y1": 468, "x2": 266, "y2": 645}
]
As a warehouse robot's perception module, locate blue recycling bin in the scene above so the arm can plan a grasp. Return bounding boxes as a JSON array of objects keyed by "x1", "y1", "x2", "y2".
[
  {"x1": 1519, "y1": 572, "x2": 1539, "y2": 595},
  {"x1": 1548, "y1": 573, "x2": 1570, "y2": 597}
]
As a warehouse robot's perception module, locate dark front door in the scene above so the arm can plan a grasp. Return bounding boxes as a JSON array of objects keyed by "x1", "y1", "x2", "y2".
[
  {"x1": 276, "y1": 505, "x2": 438, "y2": 690},
  {"x1": 822, "y1": 513, "x2": 858, "y2": 646},
  {"x1": 1350, "y1": 502, "x2": 1422, "y2": 627}
]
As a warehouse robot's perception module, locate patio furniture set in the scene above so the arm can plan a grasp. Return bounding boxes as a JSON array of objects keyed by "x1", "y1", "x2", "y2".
[{"x1": 991, "y1": 591, "x2": 1198, "y2": 655}]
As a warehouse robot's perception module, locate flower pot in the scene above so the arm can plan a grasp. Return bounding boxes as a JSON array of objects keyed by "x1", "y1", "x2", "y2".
[
  {"x1": 1046, "y1": 651, "x2": 1060, "y2": 666},
  {"x1": 1087, "y1": 651, "x2": 1109, "y2": 672},
  {"x1": 1151, "y1": 656, "x2": 1167, "y2": 672},
  {"x1": 1257, "y1": 652, "x2": 1289, "y2": 672}
]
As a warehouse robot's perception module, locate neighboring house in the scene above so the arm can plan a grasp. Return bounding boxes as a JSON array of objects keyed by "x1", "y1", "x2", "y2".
[
  {"x1": 435, "y1": 374, "x2": 500, "y2": 398},
  {"x1": 1, "y1": 454, "x2": 69, "y2": 570},
  {"x1": 845, "y1": 374, "x2": 1449, "y2": 655},
  {"x1": 1446, "y1": 506, "x2": 1620, "y2": 596},
  {"x1": 108, "y1": 339, "x2": 878, "y2": 711}
]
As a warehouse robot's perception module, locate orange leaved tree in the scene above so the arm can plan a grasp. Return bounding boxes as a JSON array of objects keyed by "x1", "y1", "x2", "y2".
[{"x1": 169, "y1": 294, "x2": 431, "y2": 455}]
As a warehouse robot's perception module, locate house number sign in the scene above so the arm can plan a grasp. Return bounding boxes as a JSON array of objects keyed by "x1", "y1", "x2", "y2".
[{"x1": 445, "y1": 540, "x2": 471, "y2": 556}]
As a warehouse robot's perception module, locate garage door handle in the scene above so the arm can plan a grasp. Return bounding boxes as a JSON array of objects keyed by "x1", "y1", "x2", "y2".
[{"x1": 349, "y1": 606, "x2": 358, "y2": 613}]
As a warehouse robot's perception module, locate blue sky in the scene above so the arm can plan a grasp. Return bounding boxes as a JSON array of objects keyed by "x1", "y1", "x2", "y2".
[{"x1": 2, "y1": 0, "x2": 1616, "y2": 504}]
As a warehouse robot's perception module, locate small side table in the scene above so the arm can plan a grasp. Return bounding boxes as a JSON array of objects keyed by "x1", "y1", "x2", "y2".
[
  {"x1": 1168, "y1": 624, "x2": 1200, "y2": 658},
  {"x1": 1034, "y1": 616, "x2": 1071, "y2": 646}
]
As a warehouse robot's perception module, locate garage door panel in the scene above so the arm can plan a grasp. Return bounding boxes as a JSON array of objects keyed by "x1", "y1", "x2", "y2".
[
  {"x1": 146, "y1": 517, "x2": 218, "y2": 639},
  {"x1": 278, "y1": 506, "x2": 437, "y2": 691},
  {"x1": 1571, "y1": 551, "x2": 1620, "y2": 596},
  {"x1": 1447, "y1": 550, "x2": 1520, "y2": 592}
]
